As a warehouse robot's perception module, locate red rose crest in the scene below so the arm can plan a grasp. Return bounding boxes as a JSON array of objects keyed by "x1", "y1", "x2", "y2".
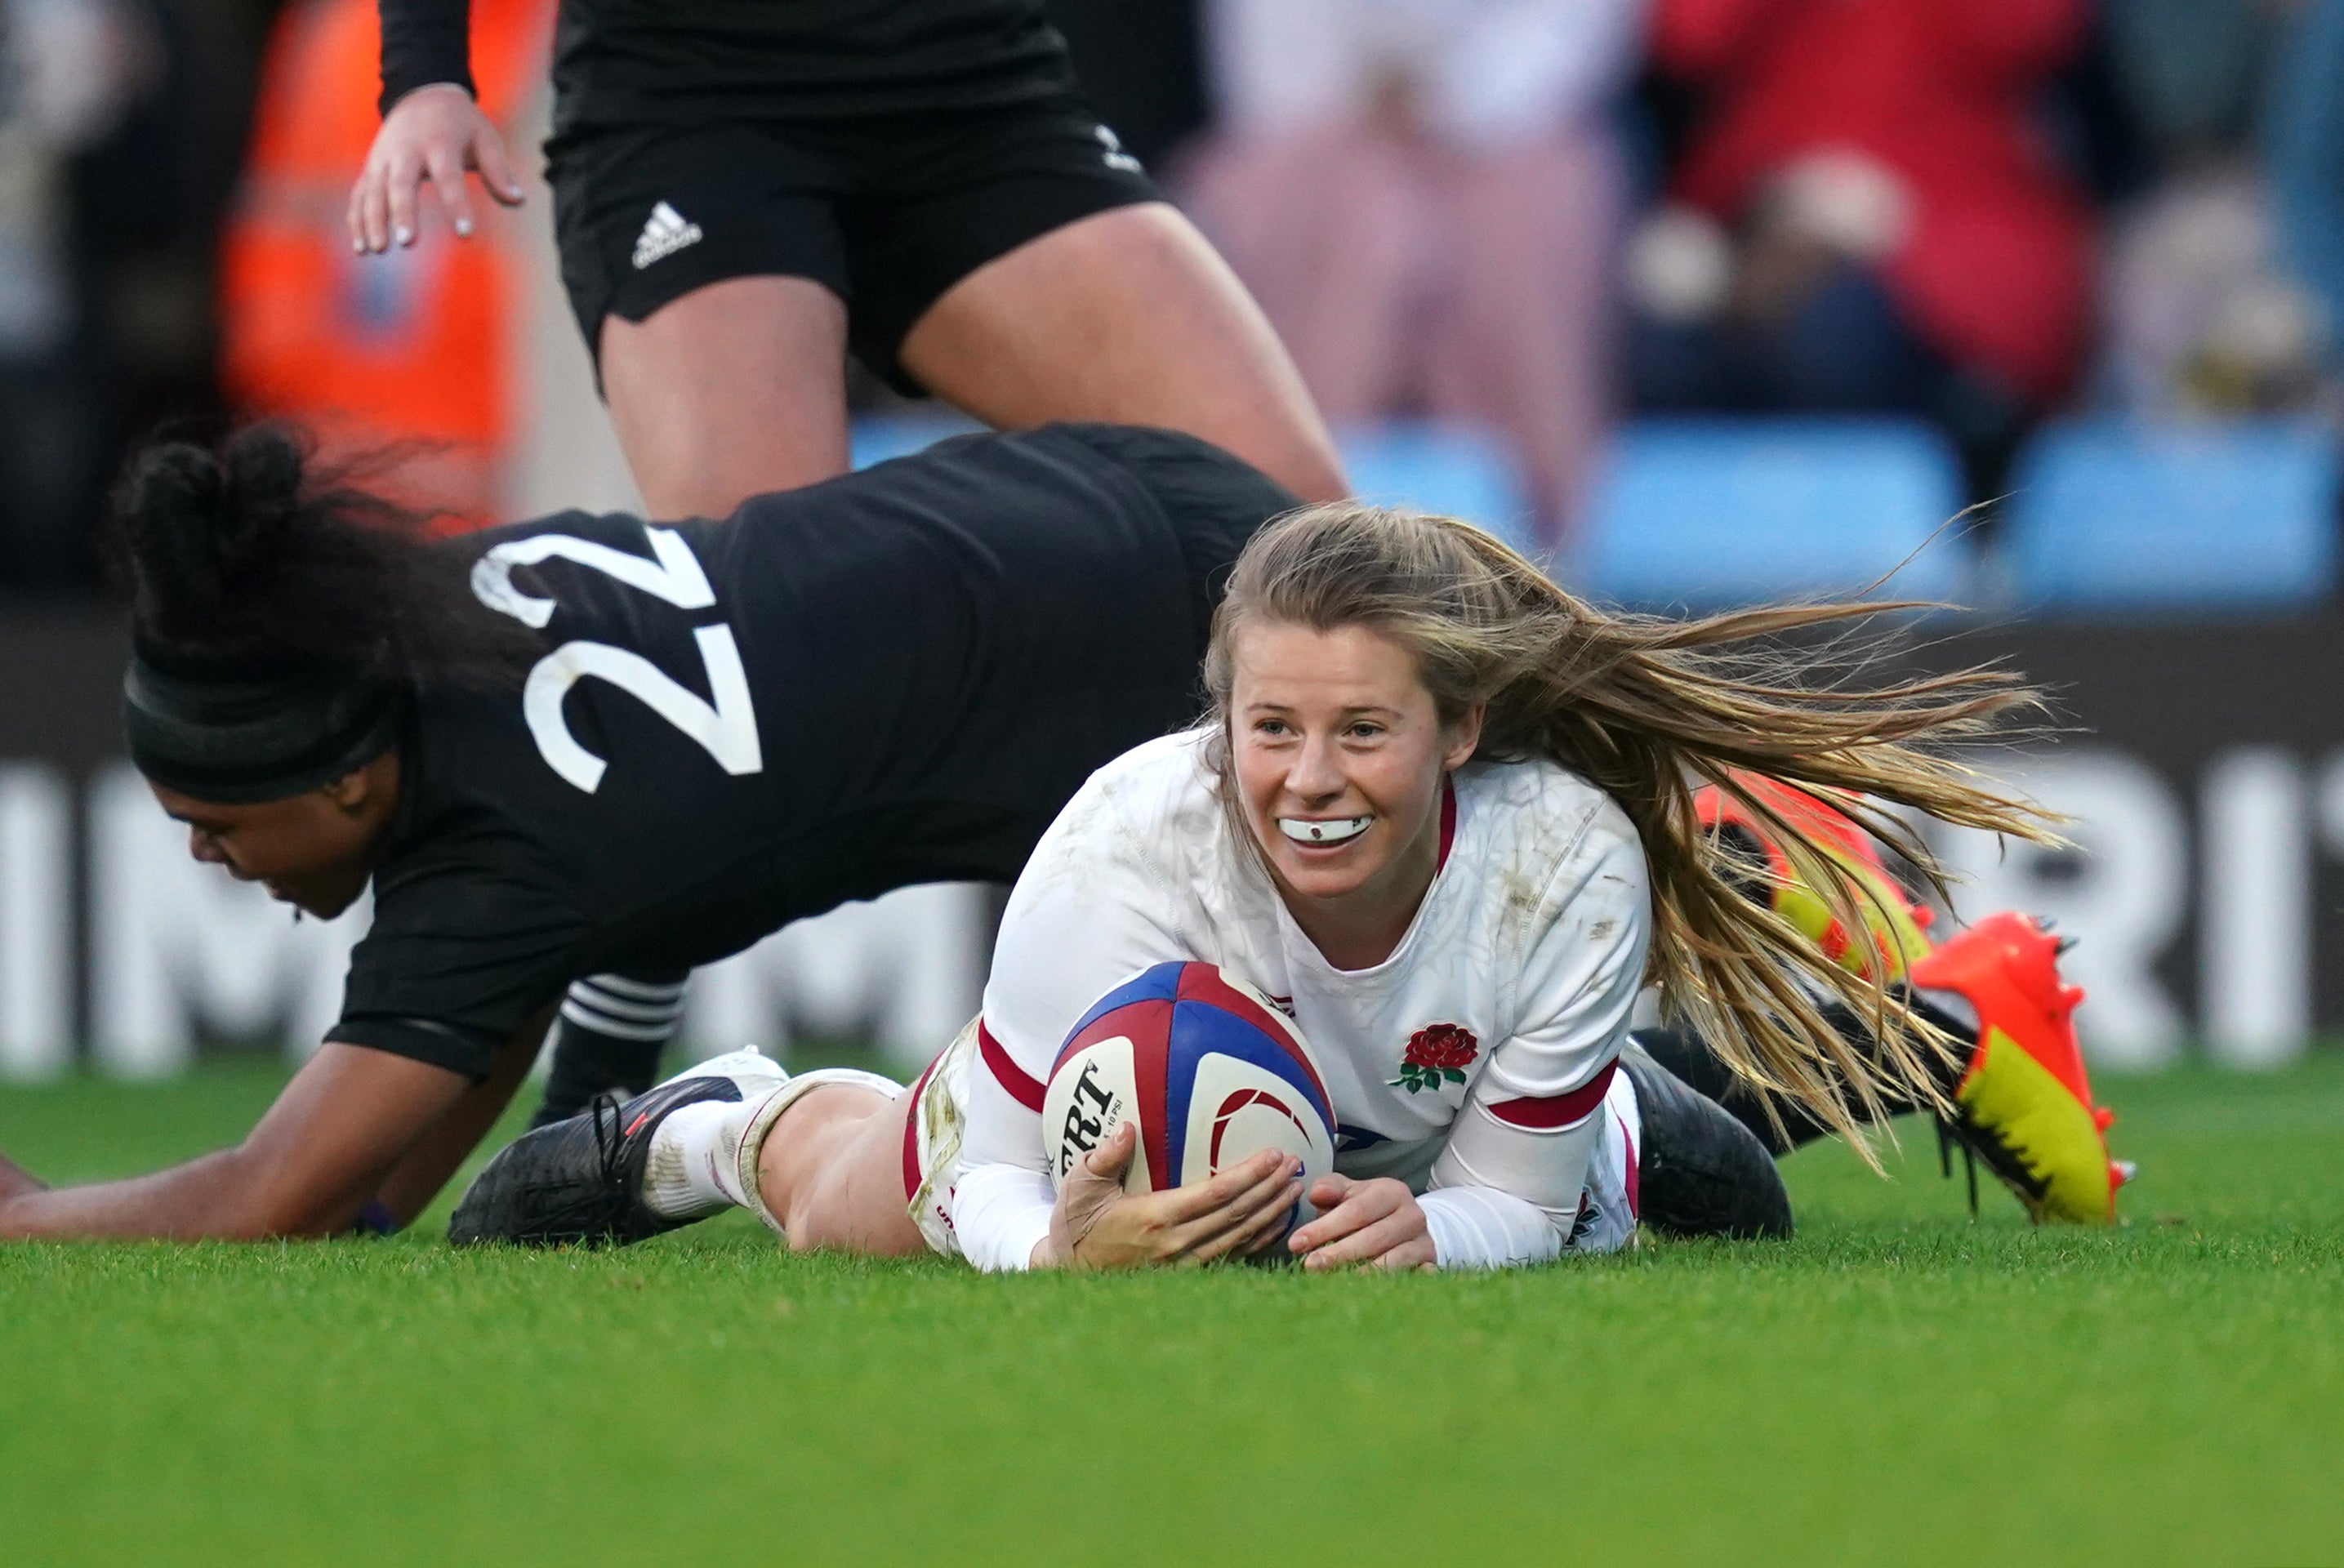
[{"x1": 1389, "y1": 1022, "x2": 1478, "y2": 1094}]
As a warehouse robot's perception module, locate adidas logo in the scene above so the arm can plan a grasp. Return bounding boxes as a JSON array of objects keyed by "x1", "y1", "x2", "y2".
[
  {"x1": 1094, "y1": 125, "x2": 1143, "y2": 175},
  {"x1": 631, "y1": 202, "x2": 703, "y2": 270}
]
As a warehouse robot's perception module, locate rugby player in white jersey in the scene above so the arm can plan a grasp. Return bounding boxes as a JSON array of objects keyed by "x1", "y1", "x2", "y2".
[{"x1": 457, "y1": 501, "x2": 2128, "y2": 1264}]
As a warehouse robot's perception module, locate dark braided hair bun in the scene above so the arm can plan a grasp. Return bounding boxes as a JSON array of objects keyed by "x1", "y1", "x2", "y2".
[{"x1": 114, "y1": 424, "x2": 532, "y2": 686}]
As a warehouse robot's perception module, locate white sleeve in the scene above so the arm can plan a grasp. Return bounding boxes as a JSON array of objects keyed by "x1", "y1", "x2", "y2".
[
  {"x1": 947, "y1": 793, "x2": 1194, "y2": 1272},
  {"x1": 1426, "y1": 804, "x2": 1651, "y2": 1267},
  {"x1": 1418, "y1": 1186, "x2": 1566, "y2": 1267},
  {"x1": 948, "y1": 1164, "x2": 1058, "y2": 1275}
]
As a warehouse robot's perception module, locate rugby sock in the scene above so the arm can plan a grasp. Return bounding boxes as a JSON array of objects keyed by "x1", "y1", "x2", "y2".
[
  {"x1": 643, "y1": 1098, "x2": 762, "y2": 1219},
  {"x1": 533, "y1": 973, "x2": 688, "y2": 1128}
]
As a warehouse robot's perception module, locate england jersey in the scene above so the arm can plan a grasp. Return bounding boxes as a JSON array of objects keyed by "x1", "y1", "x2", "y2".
[{"x1": 947, "y1": 728, "x2": 1653, "y2": 1271}]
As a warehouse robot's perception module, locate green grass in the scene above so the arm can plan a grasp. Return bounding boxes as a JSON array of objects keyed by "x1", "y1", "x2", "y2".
[{"x1": 2, "y1": 1058, "x2": 2340, "y2": 1566}]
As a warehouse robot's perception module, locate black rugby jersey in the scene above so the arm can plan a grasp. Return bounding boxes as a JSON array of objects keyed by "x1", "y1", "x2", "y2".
[
  {"x1": 378, "y1": 0, "x2": 1072, "y2": 127},
  {"x1": 328, "y1": 425, "x2": 1290, "y2": 1077}
]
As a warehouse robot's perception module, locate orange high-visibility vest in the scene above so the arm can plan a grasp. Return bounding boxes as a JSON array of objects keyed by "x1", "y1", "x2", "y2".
[{"x1": 220, "y1": 0, "x2": 552, "y2": 521}]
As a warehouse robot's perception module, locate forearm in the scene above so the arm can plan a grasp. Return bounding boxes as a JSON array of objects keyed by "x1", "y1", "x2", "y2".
[
  {"x1": 0, "y1": 1146, "x2": 332, "y2": 1241},
  {"x1": 0, "y1": 1043, "x2": 469, "y2": 1243},
  {"x1": 371, "y1": 1008, "x2": 552, "y2": 1227},
  {"x1": 378, "y1": 0, "x2": 475, "y2": 114}
]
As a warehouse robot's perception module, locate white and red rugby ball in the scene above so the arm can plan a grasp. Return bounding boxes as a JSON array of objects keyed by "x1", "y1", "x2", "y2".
[{"x1": 1041, "y1": 960, "x2": 1337, "y2": 1194}]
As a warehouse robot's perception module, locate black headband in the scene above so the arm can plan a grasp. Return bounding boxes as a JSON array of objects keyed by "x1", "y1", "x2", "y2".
[{"x1": 123, "y1": 658, "x2": 407, "y2": 804}]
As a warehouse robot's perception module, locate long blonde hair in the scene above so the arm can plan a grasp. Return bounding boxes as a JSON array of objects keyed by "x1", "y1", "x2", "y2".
[{"x1": 1201, "y1": 501, "x2": 2054, "y2": 1147}]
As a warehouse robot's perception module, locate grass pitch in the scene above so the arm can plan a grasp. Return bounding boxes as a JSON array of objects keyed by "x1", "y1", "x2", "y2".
[{"x1": 2, "y1": 1057, "x2": 2339, "y2": 1566}]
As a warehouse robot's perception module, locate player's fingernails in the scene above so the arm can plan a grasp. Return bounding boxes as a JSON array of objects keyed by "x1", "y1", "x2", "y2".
[
  {"x1": 454, "y1": 216, "x2": 473, "y2": 237},
  {"x1": 351, "y1": 236, "x2": 363, "y2": 254},
  {"x1": 394, "y1": 225, "x2": 413, "y2": 246}
]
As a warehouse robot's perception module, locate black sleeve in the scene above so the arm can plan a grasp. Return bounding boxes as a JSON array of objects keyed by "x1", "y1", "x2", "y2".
[
  {"x1": 330, "y1": 865, "x2": 586, "y2": 1080},
  {"x1": 377, "y1": 0, "x2": 475, "y2": 116}
]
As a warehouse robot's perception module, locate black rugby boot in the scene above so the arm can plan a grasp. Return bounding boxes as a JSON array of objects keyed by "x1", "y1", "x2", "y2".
[
  {"x1": 1620, "y1": 1040, "x2": 1794, "y2": 1241},
  {"x1": 448, "y1": 1073, "x2": 742, "y2": 1248}
]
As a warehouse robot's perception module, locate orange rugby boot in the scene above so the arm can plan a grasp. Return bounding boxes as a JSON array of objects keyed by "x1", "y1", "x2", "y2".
[
  {"x1": 1694, "y1": 775, "x2": 2128, "y2": 1224},
  {"x1": 1695, "y1": 773, "x2": 1936, "y2": 983},
  {"x1": 1910, "y1": 912, "x2": 2128, "y2": 1225}
]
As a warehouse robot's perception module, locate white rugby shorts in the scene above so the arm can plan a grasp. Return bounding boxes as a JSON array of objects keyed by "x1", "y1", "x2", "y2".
[{"x1": 902, "y1": 1018, "x2": 982, "y2": 1259}]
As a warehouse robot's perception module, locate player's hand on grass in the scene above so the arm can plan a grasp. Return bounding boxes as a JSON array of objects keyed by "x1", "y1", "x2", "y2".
[
  {"x1": 1286, "y1": 1174, "x2": 1437, "y2": 1272},
  {"x1": 349, "y1": 83, "x2": 526, "y2": 255},
  {"x1": 1038, "y1": 1122, "x2": 1303, "y2": 1270}
]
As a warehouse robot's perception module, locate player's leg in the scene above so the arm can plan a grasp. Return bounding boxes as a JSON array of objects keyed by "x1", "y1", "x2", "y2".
[
  {"x1": 743, "y1": 1085, "x2": 927, "y2": 1254},
  {"x1": 1633, "y1": 1009, "x2": 1922, "y2": 1157},
  {"x1": 599, "y1": 278, "x2": 853, "y2": 519},
  {"x1": 1691, "y1": 777, "x2": 2126, "y2": 1222},
  {"x1": 546, "y1": 120, "x2": 858, "y2": 520},
  {"x1": 840, "y1": 99, "x2": 1343, "y2": 504},
  {"x1": 899, "y1": 203, "x2": 1346, "y2": 502},
  {"x1": 533, "y1": 972, "x2": 689, "y2": 1128},
  {"x1": 449, "y1": 1045, "x2": 926, "y2": 1252},
  {"x1": 1617, "y1": 1040, "x2": 1794, "y2": 1241}
]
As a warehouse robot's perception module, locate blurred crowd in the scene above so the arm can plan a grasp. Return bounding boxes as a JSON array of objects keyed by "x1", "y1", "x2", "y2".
[{"x1": 1, "y1": 0, "x2": 2340, "y2": 590}]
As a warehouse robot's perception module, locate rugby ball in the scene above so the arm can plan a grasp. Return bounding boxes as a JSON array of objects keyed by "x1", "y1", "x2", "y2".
[{"x1": 1041, "y1": 960, "x2": 1336, "y2": 1195}]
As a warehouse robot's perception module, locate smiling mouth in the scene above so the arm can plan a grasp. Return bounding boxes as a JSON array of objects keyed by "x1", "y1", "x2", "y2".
[{"x1": 1278, "y1": 815, "x2": 1372, "y2": 847}]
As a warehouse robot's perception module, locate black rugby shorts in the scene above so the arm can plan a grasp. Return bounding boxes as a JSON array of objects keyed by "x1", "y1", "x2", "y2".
[{"x1": 547, "y1": 93, "x2": 1160, "y2": 394}]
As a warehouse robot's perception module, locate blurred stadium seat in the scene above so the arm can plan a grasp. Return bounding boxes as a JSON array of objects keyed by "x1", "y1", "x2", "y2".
[
  {"x1": 851, "y1": 414, "x2": 982, "y2": 471},
  {"x1": 851, "y1": 415, "x2": 1539, "y2": 552},
  {"x1": 2003, "y1": 420, "x2": 2342, "y2": 611},
  {"x1": 1574, "y1": 419, "x2": 1970, "y2": 608},
  {"x1": 1332, "y1": 421, "x2": 1535, "y2": 553}
]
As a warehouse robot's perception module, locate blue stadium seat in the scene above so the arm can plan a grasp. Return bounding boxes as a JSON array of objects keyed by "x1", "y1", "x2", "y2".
[
  {"x1": 2003, "y1": 420, "x2": 2341, "y2": 611},
  {"x1": 1574, "y1": 419, "x2": 1970, "y2": 609},
  {"x1": 1332, "y1": 421, "x2": 1535, "y2": 553},
  {"x1": 851, "y1": 414, "x2": 981, "y2": 471},
  {"x1": 851, "y1": 416, "x2": 1538, "y2": 554}
]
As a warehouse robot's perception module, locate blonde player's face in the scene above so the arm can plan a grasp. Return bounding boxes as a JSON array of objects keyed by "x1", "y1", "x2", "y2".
[{"x1": 1228, "y1": 621, "x2": 1481, "y2": 931}]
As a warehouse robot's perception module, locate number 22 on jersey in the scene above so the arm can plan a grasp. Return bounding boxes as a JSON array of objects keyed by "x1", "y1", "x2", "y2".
[{"x1": 470, "y1": 527, "x2": 764, "y2": 793}]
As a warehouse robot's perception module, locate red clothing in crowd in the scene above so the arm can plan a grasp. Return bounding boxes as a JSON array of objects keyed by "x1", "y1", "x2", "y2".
[{"x1": 1653, "y1": 0, "x2": 2094, "y2": 403}]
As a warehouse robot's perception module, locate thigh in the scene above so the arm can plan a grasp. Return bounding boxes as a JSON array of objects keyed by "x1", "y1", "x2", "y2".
[
  {"x1": 833, "y1": 98, "x2": 1344, "y2": 501},
  {"x1": 549, "y1": 121, "x2": 858, "y2": 518},
  {"x1": 903, "y1": 203, "x2": 1346, "y2": 502},
  {"x1": 599, "y1": 277, "x2": 853, "y2": 519}
]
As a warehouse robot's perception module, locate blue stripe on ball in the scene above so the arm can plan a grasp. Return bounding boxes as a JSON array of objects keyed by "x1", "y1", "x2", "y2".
[{"x1": 1062, "y1": 959, "x2": 1187, "y2": 1046}]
